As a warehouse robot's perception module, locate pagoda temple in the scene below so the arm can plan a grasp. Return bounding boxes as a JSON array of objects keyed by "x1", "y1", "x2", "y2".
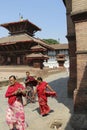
[{"x1": 0, "y1": 19, "x2": 54, "y2": 68}]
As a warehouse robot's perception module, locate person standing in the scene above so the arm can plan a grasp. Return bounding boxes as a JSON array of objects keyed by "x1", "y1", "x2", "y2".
[
  {"x1": 24, "y1": 71, "x2": 37, "y2": 103},
  {"x1": 5, "y1": 75, "x2": 28, "y2": 130},
  {"x1": 33, "y1": 77, "x2": 56, "y2": 116}
]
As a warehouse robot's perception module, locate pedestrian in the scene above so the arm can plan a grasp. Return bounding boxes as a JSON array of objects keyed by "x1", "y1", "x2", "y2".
[
  {"x1": 24, "y1": 71, "x2": 37, "y2": 103},
  {"x1": 5, "y1": 75, "x2": 28, "y2": 130},
  {"x1": 33, "y1": 77, "x2": 57, "y2": 116}
]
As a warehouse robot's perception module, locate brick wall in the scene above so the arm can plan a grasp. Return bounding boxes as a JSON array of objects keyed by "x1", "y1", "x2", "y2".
[
  {"x1": 77, "y1": 54, "x2": 87, "y2": 89},
  {"x1": 72, "y1": 0, "x2": 87, "y2": 14},
  {"x1": 72, "y1": 1, "x2": 87, "y2": 112},
  {"x1": 75, "y1": 21, "x2": 87, "y2": 51},
  {"x1": 63, "y1": 0, "x2": 87, "y2": 113},
  {"x1": 65, "y1": 0, "x2": 77, "y2": 97}
]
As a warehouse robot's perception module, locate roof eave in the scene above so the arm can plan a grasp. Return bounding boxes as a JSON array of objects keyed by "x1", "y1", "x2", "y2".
[{"x1": 63, "y1": 0, "x2": 66, "y2": 6}]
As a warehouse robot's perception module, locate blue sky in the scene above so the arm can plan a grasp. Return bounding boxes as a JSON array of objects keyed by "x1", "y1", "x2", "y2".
[{"x1": 0, "y1": 0, "x2": 67, "y2": 43}]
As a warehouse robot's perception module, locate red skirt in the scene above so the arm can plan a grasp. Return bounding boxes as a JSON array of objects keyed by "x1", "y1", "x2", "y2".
[{"x1": 38, "y1": 97, "x2": 50, "y2": 116}]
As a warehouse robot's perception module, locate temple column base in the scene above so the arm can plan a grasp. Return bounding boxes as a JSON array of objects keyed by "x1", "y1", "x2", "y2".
[
  {"x1": 67, "y1": 78, "x2": 76, "y2": 98},
  {"x1": 70, "y1": 114, "x2": 87, "y2": 130},
  {"x1": 74, "y1": 88, "x2": 87, "y2": 113}
]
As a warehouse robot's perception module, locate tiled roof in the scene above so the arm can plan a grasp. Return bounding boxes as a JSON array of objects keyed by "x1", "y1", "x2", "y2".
[
  {"x1": 49, "y1": 44, "x2": 69, "y2": 50},
  {"x1": 33, "y1": 38, "x2": 55, "y2": 50},
  {"x1": 26, "y1": 53, "x2": 49, "y2": 59},
  {"x1": 0, "y1": 34, "x2": 33, "y2": 45},
  {"x1": 0, "y1": 32, "x2": 67, "y2": 50},
  {"x1": 31, "y1": 45, "x2": 47, "y2": 51},
  {"x1": 0, "y1": 19, "x2": 41, "y2": 31},
  {"x1": 0, "y1": 34, "x2": 54, "y2": 50}
]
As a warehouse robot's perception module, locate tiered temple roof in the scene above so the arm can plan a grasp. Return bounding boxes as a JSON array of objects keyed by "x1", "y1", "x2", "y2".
[{"x1": 0, "y1": 19, "x2": 41, "y2": 36}]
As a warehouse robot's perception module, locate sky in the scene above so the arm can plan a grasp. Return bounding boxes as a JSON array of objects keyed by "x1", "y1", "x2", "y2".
[{"x1": 0, "y1": 0, "x2": 67, "y2": 43}]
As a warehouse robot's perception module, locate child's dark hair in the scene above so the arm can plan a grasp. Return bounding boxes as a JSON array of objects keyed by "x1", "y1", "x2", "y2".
[
  {"x1": 26, "y1": 71, "x2": 30, "y2": 73},
  {"x1": 37, "y1": 77, "x2": 43, "y2": 81},
  {"x1": 9, "y1": 75, "x2": 16, "y2": 80}
]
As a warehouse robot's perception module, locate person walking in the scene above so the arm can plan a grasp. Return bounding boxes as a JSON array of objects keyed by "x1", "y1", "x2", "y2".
[
  {"x1": 24, "y1": 71, "x2": 37, "y2": 103},
  {"x1": 5, "y1": 75, "x2": 28, "y2": 130},
  {"x1": 33, "y1": 77, "x2": 57, "y2": 116}
]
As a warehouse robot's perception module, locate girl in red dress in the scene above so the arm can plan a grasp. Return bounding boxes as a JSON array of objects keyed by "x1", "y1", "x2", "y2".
[{"x1": 34, "y1": 77, "x2": 56, "y2": 116}]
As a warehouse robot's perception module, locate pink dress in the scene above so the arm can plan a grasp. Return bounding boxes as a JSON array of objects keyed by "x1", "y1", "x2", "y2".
[{"x1": 5, "y1": 82, "x2": 28, "y2": 130}]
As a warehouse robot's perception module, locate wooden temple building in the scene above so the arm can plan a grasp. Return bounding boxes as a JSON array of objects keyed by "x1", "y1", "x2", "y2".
[{"x1": 0, "y1": 19, "x2": 54, "y2": 69}]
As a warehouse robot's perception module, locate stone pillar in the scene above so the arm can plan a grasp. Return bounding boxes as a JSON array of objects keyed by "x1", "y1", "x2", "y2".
[
  {"x1": 65, "y1": 0, "x2": 77, "y2": 97},
  {"x1": 67, "y1": 35, "x2": 77, "y2": 97},
  {"x1": 72, "y1": 0, "x2": 87, "y2": 113}
]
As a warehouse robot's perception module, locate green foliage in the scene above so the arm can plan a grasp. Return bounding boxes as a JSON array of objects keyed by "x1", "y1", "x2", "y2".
[{"x1": 43, "y1": 39, "x2": 59, "y2": 44}]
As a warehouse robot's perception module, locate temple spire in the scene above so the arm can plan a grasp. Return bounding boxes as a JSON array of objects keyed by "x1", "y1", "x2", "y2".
[{"x1": 19, "y1": 13, "x2": 23, "y2": 21}]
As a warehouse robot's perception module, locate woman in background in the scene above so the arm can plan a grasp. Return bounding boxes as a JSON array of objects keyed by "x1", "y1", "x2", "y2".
[
  {"x1": 33, "y1": 77, "x2": 56, "y2": 116},
  {"x1": 24, "y1": 71, "x2": 37, "y2": 103}
]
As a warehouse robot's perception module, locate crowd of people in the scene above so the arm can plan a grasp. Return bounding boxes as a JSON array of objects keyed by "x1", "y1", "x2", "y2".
[{"x1": 5, "y1": 71, "x2": 57, "y2": 130}]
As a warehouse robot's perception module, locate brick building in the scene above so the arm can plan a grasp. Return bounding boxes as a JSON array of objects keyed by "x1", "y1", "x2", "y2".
[{"x1": 63, "y1": 0, "x2": 87, "y2": 113}]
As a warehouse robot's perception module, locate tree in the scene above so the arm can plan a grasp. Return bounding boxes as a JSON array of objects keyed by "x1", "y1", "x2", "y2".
[{"x1": 43, "y1": 39, "x2": 59, "y2": 44}]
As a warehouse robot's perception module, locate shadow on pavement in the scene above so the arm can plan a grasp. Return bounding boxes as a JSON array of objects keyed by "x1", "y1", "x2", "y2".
[{"x1": 48, "y1": 76, "x2": 74, "y2": 130}]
